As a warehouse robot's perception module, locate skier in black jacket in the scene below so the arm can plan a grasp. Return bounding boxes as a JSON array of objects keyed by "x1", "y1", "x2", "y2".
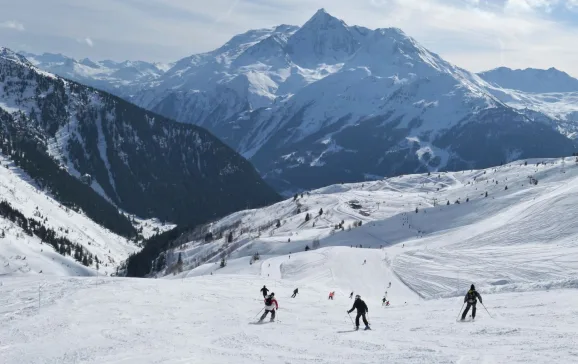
[
  {"x1": 461, "y1": 284, "x2": 482, "y2": 320},
  {"x1": 347, "y1": 295, "x2": 370, "y2": 330},
  {"x1": 260, "y1": 285, "x2": 269, "y2": 298}
]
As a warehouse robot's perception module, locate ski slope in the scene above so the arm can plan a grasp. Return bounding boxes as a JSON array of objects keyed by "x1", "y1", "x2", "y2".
[
  {"x1": 1, "y1": 274, "x2": 576, "y2": 363},
  {"x1": 2, "y1": 157, "x2": 578, "y2": 362},
  {"x1": 168, "y1": 157, "x2": 578, "y2": 298},
  {"x1": 0, "y1": 154, "x2": 139, "y2": 276}
]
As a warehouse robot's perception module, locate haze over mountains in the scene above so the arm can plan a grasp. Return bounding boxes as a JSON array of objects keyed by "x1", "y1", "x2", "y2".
[{"x1": 21, "y1": 9, "x2": 578, "y2": 194}]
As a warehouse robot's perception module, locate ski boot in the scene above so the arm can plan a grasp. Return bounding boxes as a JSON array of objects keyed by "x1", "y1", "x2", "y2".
[{"x1": 364, "y1": 325, "x2": 371, "y2": 330}]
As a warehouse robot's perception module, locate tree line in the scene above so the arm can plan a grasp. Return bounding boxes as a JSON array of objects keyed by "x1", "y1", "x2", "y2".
[{"x1": 0, "y1": 200, "x2": 98, "y2": 268}]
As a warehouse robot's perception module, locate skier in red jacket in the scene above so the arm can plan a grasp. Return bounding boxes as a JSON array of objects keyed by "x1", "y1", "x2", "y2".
[{"x1": 259, "y1": 293, "x2": 279, "y2": 322}]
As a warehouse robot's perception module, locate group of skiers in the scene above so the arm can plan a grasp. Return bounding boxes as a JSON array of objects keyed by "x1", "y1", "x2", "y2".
[{"x1": 256, "y1": 283, "x2": 483, "y2": 328}]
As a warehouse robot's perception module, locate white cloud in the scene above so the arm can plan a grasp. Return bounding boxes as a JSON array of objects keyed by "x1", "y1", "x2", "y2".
[
  {"x1": 76, "y1": 37, "x2": 94, "y2": 47},
  {"x1": 0, "y1": 20, "x2": 25, "y2": 31}
]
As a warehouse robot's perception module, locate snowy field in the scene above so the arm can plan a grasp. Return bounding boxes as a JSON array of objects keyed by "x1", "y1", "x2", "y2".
[
  {"x1": 1, "y1": 270, "x2": 576, "y2": 363},
  {"x1": 2, "y1": 157, "x2": 578, "y2": 362}
]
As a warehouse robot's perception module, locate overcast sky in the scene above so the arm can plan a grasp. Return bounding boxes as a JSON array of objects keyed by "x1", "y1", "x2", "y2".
[{"x1": 1, "y1": 0, "x2": 578, "y2": 75}]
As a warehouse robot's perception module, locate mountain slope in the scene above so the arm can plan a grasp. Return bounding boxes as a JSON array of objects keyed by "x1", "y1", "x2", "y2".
[
  {"x1": 0, "y1": 47, "x2": 280, "y2": 230},
  {"x1": 478, "y1": 67, "x2": 578, "y2": 139},
  {"x1": 19, "y1": 52, "x2": 169, "y2": 97},
  {"x1": 151, "y1": 156, "x2": 578, "y2": 292},
  {"x1": 478, "y1": 66, "x2": 578, "y2": 93},
  {"x1": 0, "y1": 154, "x2": 139, "y2": 276},
  {"x1": 130, "y1": 10, "x2": 577, "y2": 193}
]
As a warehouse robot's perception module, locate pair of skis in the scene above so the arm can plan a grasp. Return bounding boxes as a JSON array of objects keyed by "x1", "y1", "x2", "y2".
[{"x1": 337, "y1": 326, "x2": 372, "y2": 333}]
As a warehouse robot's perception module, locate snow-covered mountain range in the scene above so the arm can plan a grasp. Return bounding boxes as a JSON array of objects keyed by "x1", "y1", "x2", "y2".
[
  {"x1": 18, "y1": 51, "x2": 170, "y2": 97},
  {"x1": 18, "y1": 9, "x2": 578, "y2": 194},
  {"x1": 132, "y1": 9, "x2": 577, "y2": 193},
  {"x1": 0, "y1": 47, "x2": 279, "y2": 238},
  {"x1": 477, "y1": 67, "x2": 578, "y2": 138},
  {"x1": 478, "y1": 67, "x2": 578, "y2": 93}
]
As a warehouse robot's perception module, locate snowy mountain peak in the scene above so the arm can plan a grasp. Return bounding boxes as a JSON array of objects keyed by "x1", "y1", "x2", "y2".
[
  {"x1": 216, "y1": 26, "x2": 298, "y2": 60},
  {"x1": 287, "y1": 9, "x2": 359, "y2": 66},
  {"x1": 14, "y1": 51, "x2": 169, "y2": 97},
  {"x1": 116, "y1": 12, "x2": 577, "y2": 193},
  {"x1": 79, "y1": 57, "x2": 99, "y2": 68},
  {"x1": 0, "y1": 47, "x2": 31, "y2": 66},
  {"x1": 307, "y1": 8, "x2": 340, "y2": 25},
  {"x1": 478, "y1": 66, "x2": 578, "y2": 93}
]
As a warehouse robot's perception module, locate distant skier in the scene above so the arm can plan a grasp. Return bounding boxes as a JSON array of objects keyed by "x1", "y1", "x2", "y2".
[
  {"x1": 348, "y1": 295, "x2": 370, "y2": 330},
  {"x1": 260, "y1": 285, "x2": 269, "y2": 298},
  {"x1": 363, "y1": 259, "x2": 367, "y2": 265},
  {"x1": 349, "y1": 292, "x2": 354, "y2": 299},
  {"x1": 388, "y1": 282, "x2": 391, "y2": 288},
  {"x1": 291, "y1": 288, "x2": 299, "y2": 298},
  {"x1": 461, "y1": 284, "x2": 483, "y2": 321},
  {"x1": 328, "y1": 291, "x2": 335, "y2": 300},
  {"x1": 259, "y1": 293, "x2": 279, "y2": 322},
  {"x1": 382, "y1": 297, "x2": 390, "y2": 307}
]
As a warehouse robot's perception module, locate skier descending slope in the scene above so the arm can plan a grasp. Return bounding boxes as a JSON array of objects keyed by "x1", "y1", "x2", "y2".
[
  {"x1": 461, "y1": 284, "x2": 483, "y2": 321},
  {"x1": 259, "y1": 293, "x2": 278, "y2": 322},
  {"x1": 348, "y1": 295, "x2": 370, "y2": 330},
  {"x1": 260, "y1": 285, "x2": 269, "y2": 298},
  {"x1": 291, "y1": 288, "x2": 298, "y2": 298}
]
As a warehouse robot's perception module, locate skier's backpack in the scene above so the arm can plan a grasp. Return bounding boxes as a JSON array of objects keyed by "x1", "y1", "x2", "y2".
[
  {"x1": 265, "y1": 296, "x2": 273, "y2": 306},
  {"x1": 466, "y1": 290, "x2": 477, "y2": 303}
]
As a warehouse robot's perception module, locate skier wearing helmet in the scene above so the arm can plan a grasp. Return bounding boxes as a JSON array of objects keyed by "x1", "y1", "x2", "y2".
[
  {"x1": 347, "y1": 295, "x2": 370, "y2": 330},
  {"x1": 259, "y1": 292, "x2": 279, "y2": 322}
]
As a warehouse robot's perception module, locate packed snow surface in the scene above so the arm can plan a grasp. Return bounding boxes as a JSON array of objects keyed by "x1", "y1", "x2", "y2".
[
  {"x1": 1, "y1": 273, "x2": 576, "y2": 363},
  {"x1": 2, "y1": 157, "x2": 578, "y2": 362}
]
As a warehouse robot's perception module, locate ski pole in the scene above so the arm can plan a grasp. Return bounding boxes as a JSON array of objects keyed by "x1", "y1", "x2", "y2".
[
  {"x1": 456, "y1": 302, "x2": 465, "y2": 321},
  {"x1": 481, "y1": 302, "x2": 493, "y2": 318},
  {"x1": 347, "y1": 312, "x2": 355, "y2": 328},
  {"x1": 253, "y1": 308, "x2": 265, "y2": 320}
]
